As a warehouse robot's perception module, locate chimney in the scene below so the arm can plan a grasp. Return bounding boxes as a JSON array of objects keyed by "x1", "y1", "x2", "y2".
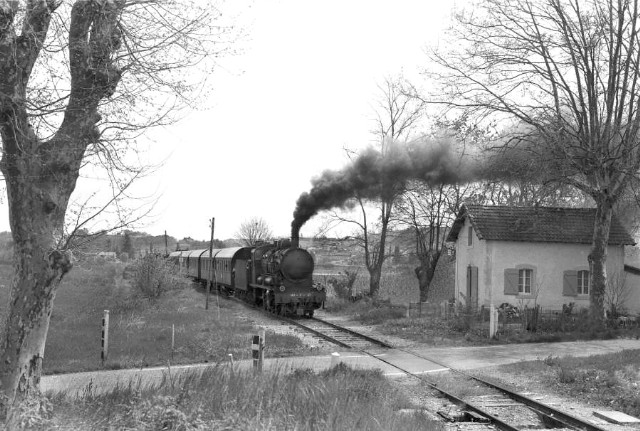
[{"x1": 291, "y1": 226, "x2": 299, "y2": 248}]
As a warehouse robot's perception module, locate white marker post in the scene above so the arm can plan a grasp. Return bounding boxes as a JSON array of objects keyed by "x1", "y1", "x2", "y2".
[
  {"x1": 331, "y1": 352, "x2": 341, "y2": 367},
  {"x1": 101, "y1": 310, "x2": 110, "y2": 366},
  {"x1": 252, "y1": 329, "x2": 265, "y2": 372},
  {"x1": 489, "y1": 304, "x2": 498, "y2": 339}
]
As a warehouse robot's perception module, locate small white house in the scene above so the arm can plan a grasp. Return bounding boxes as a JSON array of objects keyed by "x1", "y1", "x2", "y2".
[{"x1": 447, "y1": 205, "x2": 637, "y2": 312}]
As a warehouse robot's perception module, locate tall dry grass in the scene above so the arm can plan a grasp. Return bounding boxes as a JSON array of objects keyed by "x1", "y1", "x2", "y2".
[{"x1": 47, "y1": 364, "x2": 443, "y2": 430}]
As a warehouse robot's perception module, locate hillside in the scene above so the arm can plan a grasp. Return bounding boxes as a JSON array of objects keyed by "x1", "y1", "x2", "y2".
[{"x1": 0, "y1": 228, "x2": 422, "y2": 271}]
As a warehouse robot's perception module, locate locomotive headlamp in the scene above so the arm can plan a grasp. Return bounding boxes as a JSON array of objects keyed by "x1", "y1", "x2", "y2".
[{"x1": 279, "y1": 285, "x2": 286, "y2": 292}]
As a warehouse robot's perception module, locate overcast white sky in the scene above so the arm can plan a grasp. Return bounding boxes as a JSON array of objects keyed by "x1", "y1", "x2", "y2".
[{"x1": 0, "y1": 0, "x2": 461, "y2": 242}]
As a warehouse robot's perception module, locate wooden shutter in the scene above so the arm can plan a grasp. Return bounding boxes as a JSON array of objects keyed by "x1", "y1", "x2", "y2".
[
  {"x1": 467, "y1": 265, "x2": 479, "y2": 301},
  {"x1": 563, "y1": 270, "x2": 578, "y2": 296},
  {"x1": 470, "y1": 266, "x2": 478, "y2": 289},
  {"x1": 504, "y1": 268, "x2": 519, "y2": 295}
]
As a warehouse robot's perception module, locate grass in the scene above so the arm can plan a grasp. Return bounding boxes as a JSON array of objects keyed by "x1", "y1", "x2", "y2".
[
  {"x1": 0, "y1": 261, "x2": 327, "y2": 374},
  {"x1": 327, "y1": 296, "x2": 409, "y2": 325},
  {"x1": 478, "y1": 349, "x2": 640, "y2": 418},
  {"x1": 41, "y1": 364, "x2": 443, "y2": 430}
]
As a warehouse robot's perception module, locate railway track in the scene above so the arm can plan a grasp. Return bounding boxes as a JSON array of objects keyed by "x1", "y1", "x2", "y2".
[
  {"x1": 220, "y1": 291, "x2": 609, "y2": 430},
  {"x1": 282, "y1": 316, "x2": 393, "y2": 349},
  {"x1": 279, "y1": 314, "x2": 608, "y2": 431}
]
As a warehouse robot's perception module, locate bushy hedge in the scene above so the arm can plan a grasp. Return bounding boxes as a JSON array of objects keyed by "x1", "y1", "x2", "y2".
[{"x1": 132, "y1": 255, "x2": 189, "y2": 299}]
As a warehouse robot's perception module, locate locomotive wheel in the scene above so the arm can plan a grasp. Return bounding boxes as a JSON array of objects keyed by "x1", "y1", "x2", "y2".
[{"x1": 306, "y1": 310, "x2": 314, "y2": 318}]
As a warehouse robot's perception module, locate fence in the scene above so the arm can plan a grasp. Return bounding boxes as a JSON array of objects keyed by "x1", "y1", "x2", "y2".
[
  {"x1": 407, "y1": 301, "x2": 455, "y2": 319},
  {"x1": 406, "y1": 302, "x2": 638, "y2": 338}
]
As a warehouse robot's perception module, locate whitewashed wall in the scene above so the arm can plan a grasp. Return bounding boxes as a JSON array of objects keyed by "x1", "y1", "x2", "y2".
[{"x1": 454, "y1": 217, "x2": 627, "y2": 311}]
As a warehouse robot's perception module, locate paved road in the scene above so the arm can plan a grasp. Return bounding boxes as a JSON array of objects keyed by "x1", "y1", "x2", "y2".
[{"x1": 41, "y1": 338, "x2": 640, "y2": 397}]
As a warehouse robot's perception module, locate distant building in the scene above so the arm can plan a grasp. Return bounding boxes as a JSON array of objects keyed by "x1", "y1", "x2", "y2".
[
  {"x1": 447, "y1": 204, "x2": 638, "y2": 313},
  {"x1": 96, "y1": 251, "x2": 117, "y2": 260}
]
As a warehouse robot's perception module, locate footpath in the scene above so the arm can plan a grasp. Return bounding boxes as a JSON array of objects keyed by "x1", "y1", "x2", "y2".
[{"x1": 41, "y1": 338, "x2": 640, "y2": 397}]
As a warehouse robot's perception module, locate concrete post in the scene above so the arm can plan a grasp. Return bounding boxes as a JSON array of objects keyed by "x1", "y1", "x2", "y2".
[
  {"x1": 489, "y1": 304, "x2": 499, "y2": 338},
  {"x1": 331, "y1": 352, "x2": 341, "y2": 367}
]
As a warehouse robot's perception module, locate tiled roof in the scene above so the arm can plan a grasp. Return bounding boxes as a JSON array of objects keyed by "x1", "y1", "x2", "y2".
[{"x1": 447, "y1": 204, "x2": 636, "y2": 245}]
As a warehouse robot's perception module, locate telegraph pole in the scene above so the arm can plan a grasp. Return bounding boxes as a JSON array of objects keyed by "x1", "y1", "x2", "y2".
[{"x1": 206, "y1": 217, "x2": 215, "y2": 310}]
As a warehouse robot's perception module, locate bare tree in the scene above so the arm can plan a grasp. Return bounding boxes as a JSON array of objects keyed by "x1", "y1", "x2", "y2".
[
  {"x1": 428, "y1": 0, "x2": 640, "y2": 322},
  {"x1": 335, "y1": 77, "x2": 426, "y2": 297},
  {"x1": 236, "y1": 217, "x2": 273, "y2": 246},
  {"x1": 397, "y1": 180, "x2": 465, "y2": 301},
  {"x1": 0, "y1": 0, "x2": 231, "y2": 420},
  {"x1": 395, "y1": 116, "x2": 485, "y2": 301},
  {"x1": 604, "y1": 272, "x2": 631, "y2": 318}
]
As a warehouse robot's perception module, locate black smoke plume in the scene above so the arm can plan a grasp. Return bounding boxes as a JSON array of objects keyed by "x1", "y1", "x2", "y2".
[{"x1": 291, "y1": 137, "x2": 485, "y2": 243}]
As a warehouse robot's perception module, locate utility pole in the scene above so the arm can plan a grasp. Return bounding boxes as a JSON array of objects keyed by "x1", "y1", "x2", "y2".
[{"x1": 206, "y1": 217, "x2": 215, "y2": 310}]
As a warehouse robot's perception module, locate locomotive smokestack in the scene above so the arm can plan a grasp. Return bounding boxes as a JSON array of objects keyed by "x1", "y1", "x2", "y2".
[{"x1": 291, "y1": 227, "x2": 300, "y2": 248}]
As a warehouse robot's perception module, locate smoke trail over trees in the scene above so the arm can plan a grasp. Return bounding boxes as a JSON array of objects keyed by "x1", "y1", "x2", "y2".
[{"x1": 291, "y1": 137, "x2": 486, "y2": 241}]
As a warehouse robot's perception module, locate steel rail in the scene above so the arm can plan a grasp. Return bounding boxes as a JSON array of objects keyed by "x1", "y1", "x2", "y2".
[
  {"x1": 361, "y1": 351, "x2": 520, "y2": 431},
  {"x1": 279, "y1": 316, "x2": 354, "y2": 349},
  {"x1": 310, "y1": 316, "x2": 394, "y2": 348},
  {"x1": 395, "y1": 347, "x2": 608, "y2": 431}
]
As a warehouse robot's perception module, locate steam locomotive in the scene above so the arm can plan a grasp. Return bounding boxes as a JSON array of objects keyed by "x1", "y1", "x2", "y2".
[{"x1": 169, "y1": 239, "x2": 325, "y2": 317}]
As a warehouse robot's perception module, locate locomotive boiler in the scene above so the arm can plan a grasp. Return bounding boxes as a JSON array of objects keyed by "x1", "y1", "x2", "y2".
[{"x1": 170, "y1": 239, "x2": 325, "y2": 317}]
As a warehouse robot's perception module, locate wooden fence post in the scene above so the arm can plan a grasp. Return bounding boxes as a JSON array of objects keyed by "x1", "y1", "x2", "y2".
[
  {"x1": 171, "y1": 324, "x2": 175, "y2": 361},
  {"x1": 101, "y1": 310, "x2": 110, "y2": 366}
]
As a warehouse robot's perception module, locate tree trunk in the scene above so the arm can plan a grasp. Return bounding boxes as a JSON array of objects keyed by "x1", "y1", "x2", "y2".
[
  {"x1": 369, "y1": 266, "x2": 382, "y2": 297},
  {"x1": 588, "y1": 196, "x2": 613, "y2": 325},
  {"x1": 0, "y1": 126, "x2": 75, "y2": 418},
  {"x1": 415, "y1": 250, "x2": 441, "y2": 302}
]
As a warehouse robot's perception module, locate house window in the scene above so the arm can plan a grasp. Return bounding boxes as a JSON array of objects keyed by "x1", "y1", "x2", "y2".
[
  {"x1": 577, "y1": 270, "x2": 589, "y2": 295},
  {"x1": 518, "y1": 268, "x2": 532, "y2": 294},
  {"x1": 468, "y1": 226, "x2": 473, "y2": 246}
]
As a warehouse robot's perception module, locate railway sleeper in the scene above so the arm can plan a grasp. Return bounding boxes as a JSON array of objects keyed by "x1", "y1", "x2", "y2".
[{"x1": 437, "y1": 407, "x2": 489, "y2": 424}]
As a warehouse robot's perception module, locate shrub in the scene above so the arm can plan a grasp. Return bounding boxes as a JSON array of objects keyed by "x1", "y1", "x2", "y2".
[
  {"x1": 557, "y1": 366, "x2": 576, "y2": 383},
  {"x1": 356, "y1": 300, "x2": 407, "y2": 325},
  {"x1": 326, "y1": 269, "x2": 360, "y2": 300},
  {"x1": 132, "y1": 255, "x2": 189, "y2": 299},
  {"x1": 327, "y1": 275, "x2": 350, "y2": 299}
]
